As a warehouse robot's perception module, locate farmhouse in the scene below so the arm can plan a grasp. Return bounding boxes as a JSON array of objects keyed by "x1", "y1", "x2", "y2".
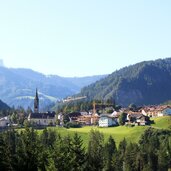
[
  {"x1": 99, "y1": 114, "x2": 117, "y2": 127},
  {"x1": 126, "y1": 113, "x2": 149, "y2": 126}
]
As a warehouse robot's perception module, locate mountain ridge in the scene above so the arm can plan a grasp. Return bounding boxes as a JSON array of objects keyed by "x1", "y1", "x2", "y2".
[
  {"x1": 78, "y1": 58, "x2": 171, "y2": 106},
  {"x1": 0, "y1": 66, "x2": 106, "y2": 110}
]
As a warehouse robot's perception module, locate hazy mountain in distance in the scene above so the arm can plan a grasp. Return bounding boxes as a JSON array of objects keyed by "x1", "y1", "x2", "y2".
[
  {"x1": 0, "y1": 67, "x2": 106, "y2": 110},
  {"x1": 0, "y1": 59, "x2": 4, "y2": 67},
  {"x1": 65, "y1": 75, "x2": 107, "y2": 89}
]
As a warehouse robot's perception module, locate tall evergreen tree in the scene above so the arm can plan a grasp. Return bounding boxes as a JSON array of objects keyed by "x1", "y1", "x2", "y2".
[
  {"x1": 117, "y1": 138, "x2": 127, "y2": 171},
  {"x1": 16, "y1": 128, "x2": 39, "y2": 171},
  {"x1": 87, "y1": 129, "x2": 104, "y2": 171},
  {"x1": 70, "y1": 133, "x2": 86, "y2": 171},
  {"x1": 0, "y1": 133, "x2": 13, "y2": 171},
  {"x1": 124, "y1": 143, "x2": 139, "y2": 171},
  {"x1": 104, "y1": 135, "x2": 117, "y2": 171},
  {"x1": 53, "y1": 135, "x2": 74, "y2": 171}
]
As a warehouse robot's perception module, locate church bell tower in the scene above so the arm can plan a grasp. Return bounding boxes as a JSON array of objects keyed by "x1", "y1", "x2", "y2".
[{"x1": 34, "y1": 88, "x2": 39, "y2": 113}]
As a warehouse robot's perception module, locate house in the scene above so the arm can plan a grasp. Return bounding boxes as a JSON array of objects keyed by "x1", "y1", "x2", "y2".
[
  {"x1": 68, "y1": 112, "x2": 81, "y2": 122},
  {"x1": 99, "y1": 114, "x2": 117, "y2": 127},
  {"x1": 0, "y1": 116, "x2": 10, "y2": 127},
  {"x1": 28, "y1": 89, "x2": 56, "y2": 126},
  {"x1": 157, "y1": 107, "x2": 171, "y2": 116},
  {"x1": 141, "y1": 105, "x2": 171, "y2": 117},
  {"x1": 76, "y1": 114, "x2": 100, "y2": 125},
  {"x1": 126, "y1": 113, "x2": 149, "y2": 126},
  {"x1": 141, "y1": 106, "x2": 158, "y2": 117}
]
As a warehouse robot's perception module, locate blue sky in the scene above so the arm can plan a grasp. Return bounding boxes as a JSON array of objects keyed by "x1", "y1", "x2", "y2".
[{"x1": 0, "y1": 0, "x2": 171, "y2": 77}]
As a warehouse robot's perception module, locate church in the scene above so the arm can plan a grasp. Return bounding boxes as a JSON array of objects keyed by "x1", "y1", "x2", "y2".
[{"x1": 28, "y1": 89, "x2": 56, "y2": 126}]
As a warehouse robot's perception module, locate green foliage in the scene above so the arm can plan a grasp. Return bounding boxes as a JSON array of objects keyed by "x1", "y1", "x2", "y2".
[
  {"x1": 56, "y1": 99, "x2": 115, "y2": 115},
  {"x1": 78, "y1": 58, "x2": 171, "y2": 106},
  {"x1": 71, "y1": 133, "x2": 86, "y2": 171},
  {"x1": 138, "y1": 128, "x2": 171, "y2": 171},
  {"x1": 119, "y1": 112, "x2": 127, "y2": 125},
  {"x1": 0, "y1": 126, "x2": 170, "y2": 170},
  {"x1": 104, "y1": 135, "x2": 117, "y2": 171},
  {"x1": 64, "y1": 122, "x2": 82, "y2": 128},
  {"x1": 87, "y1": 129, "x2": 104, "y2": 171}
]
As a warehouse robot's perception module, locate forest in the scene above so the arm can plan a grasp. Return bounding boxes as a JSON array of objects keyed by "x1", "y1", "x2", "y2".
[
  {"x1": 0, "y1": 127, "x2": 170, "y2": 171},
  {"x1": 78, "y1": 58, "x2": 171, "y2": 106}
]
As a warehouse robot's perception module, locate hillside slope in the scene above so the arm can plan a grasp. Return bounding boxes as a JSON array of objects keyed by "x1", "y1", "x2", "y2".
[
  {"x1": 79, "y1": 58, "x2": 171, "y2": 106},
  {"x1": 0, "y1": 99, "x2": 10, "y2": 110}
]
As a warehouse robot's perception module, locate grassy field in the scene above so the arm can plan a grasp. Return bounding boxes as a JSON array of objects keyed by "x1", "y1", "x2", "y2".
[
  {"x1": 49, "y1": 126, "x2": 147, "y2": 147},
  {"x1": 151, "y1": 116, "x2": 171, "y2": 129},
  {"x1": 47, "y1": 116, "x2": 171, "y2": 148}
]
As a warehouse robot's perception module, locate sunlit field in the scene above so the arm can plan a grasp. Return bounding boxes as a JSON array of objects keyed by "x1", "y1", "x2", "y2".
[{"x1": 43, "y1": 116, "x2": 171, "y2": 148}]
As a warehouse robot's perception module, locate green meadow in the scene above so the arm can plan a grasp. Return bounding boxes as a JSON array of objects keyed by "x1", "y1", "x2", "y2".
[
  {"x1": 151, "y1": 116, "x2": 171, "y2": 129},
  {"x1": 45, "y1": 116, "x2": 171, "y2": 148}
]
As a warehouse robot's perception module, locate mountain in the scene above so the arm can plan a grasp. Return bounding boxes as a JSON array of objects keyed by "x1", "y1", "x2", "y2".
[
  {"x1": 0, "y1": 59, "x2": 4, "y2": 67},
  {"x1": 78, "y1": 58, "x2": 171, "y2": 106},
  {"x1": 65, "y1": 75, "x2": 107, "y2": 89},
  {"x1": 0, "y1": 67, "x2": 106, "y2": 110},
  {"x1": 0, "y1": 99, "x2": 10, "y2": 110}
]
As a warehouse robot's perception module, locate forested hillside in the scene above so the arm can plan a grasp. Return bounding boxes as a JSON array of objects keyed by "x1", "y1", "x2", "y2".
[{"x1": 79, "y1": 58, "x2": 171, "y2": 106}]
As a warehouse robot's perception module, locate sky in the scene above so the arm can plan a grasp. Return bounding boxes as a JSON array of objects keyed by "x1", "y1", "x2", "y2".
[{"x1": 0, "y1": 0, "x2": 171, "y2": 77}]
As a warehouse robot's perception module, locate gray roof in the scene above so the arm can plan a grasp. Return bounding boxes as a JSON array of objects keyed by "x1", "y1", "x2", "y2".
[
  {"x1": 30, "y1": 112, "x2": 55, "y2": 119},
  {"x1": 100, "y1": 114, "x2": 115, "y2": 118}
]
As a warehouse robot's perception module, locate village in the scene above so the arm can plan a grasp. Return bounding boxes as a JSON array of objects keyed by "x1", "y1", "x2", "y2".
[
  {"x1": 56, "y1": 103, "x2": 171, "y2": 127},
  {"x1": 0, "y1": 89, "x2": 171, "y2": 129}
]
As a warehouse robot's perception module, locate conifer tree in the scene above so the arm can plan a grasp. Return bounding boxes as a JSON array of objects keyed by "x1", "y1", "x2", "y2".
[
  {"x1": 104, "y1": 135, "x2": 117, "y2": 171},
  {"x1": 70, "y1": 133, "x2": 86, "y2": 171},
  {"x1": 53, "y1": 135, "x2": 74, "y2": 171},
  {"x1": 0, "y1": 133, "x2": 13, "y2": 171},
  {"x1": 87, "y1": 129, "x2": 104, "y2": 171}
]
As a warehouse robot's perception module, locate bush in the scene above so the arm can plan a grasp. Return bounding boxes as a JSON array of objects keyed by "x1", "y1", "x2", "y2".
[{"x1": 64, "y1": 122, "x2": 82, "y2": 128}]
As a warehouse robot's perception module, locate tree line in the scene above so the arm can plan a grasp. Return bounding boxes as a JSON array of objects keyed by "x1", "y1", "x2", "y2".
[{"x1": 0, "y1": 127, "x2": 170, "y2": 171}]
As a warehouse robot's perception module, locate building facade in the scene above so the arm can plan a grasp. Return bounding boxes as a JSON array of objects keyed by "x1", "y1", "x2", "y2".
[
  {"x1": 99, "y1": 114, "x2": 117, "y2": 127},
  {"x1": 28, "y1": 89, "x2": 56, "y2": 126}
]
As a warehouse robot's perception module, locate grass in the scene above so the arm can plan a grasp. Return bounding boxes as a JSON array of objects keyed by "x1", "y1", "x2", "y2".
[
  {"x1": 46, "y1": 125, "x2": 147, "y2": 148},
  {"x1": 30, "y1": 116, "x2": 171, "y2": 148},
  {"x1": 151, "y1": 116, "x2": 171, "y2": 129},
  {"x1": 48, "y1": 116, "x2": 171, "y2": 148}
]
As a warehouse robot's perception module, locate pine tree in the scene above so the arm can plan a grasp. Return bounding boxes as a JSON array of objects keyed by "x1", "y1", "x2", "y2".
[
  {"x1": 158, "y1": 139, "x2": 170, "y2": 171},
  {"x1": 87, "y1": 129, "x2": 104, "y2": 171},
  {"x1": 16, "y1": 128, "x2": 39, "y2": 171},
  {"x1": 104, "y1": 135, "x2": 117, "y2": 171},
  {"x1": 70, "y1": 133, "x2": 86, "y2": 171},
  {"x1": 53, "y1": 135, "x2": 74, "y2": 171},
  {"x1": 117, "y1": 138, "x2": 127, "y2": 171},
  {"x1": 0, "y1": 133, "x2": 13, "y2": 171},
  {"x1": 124, "y1": 143, "x2": 139, "y2": 171}
]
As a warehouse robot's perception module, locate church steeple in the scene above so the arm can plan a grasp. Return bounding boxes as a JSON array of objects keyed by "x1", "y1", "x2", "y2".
[{"x1": 34, "y1": 88, "x2": 39, "y2": 113}]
